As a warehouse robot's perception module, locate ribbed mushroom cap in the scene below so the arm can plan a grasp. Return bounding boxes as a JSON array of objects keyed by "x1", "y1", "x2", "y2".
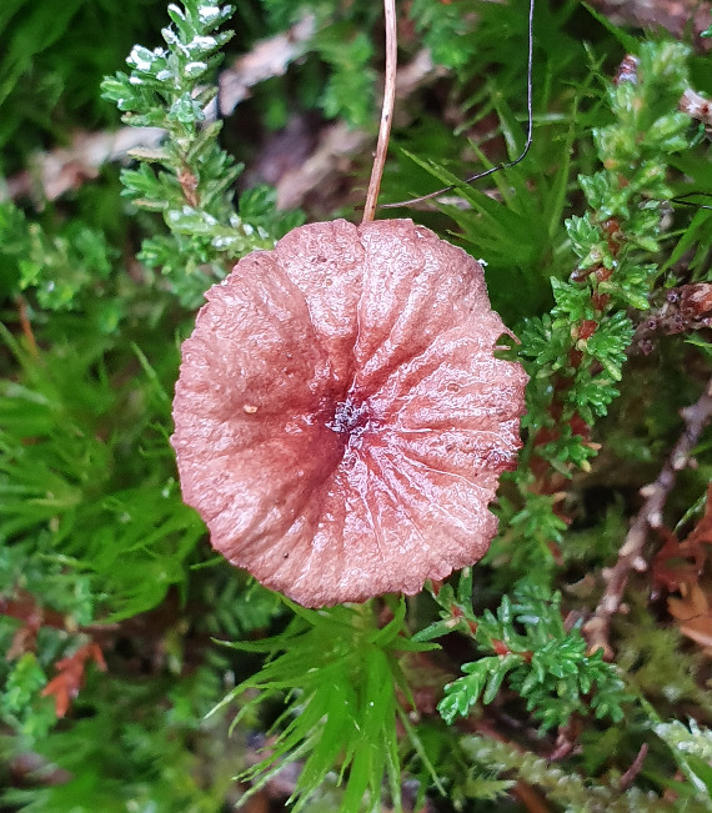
[{"x1": 171, "y1": 218, "x2": 527, "y2": 607}]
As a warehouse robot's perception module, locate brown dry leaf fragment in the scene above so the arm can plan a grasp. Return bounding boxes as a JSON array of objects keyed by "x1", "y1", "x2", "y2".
[
  {"x1": 679, "y1": 283, "x2": 712, "y2": 324},
  {"x1": 42, "y1": 642, "x2": 107, "y2": 718},
  {"x1": 668, "y1": 582, "x2": 712, "y2": 656},
  {"x1": 653, "y1": 485, "x2": 712, "y2": 593},
  {"x1": 652, "y1": 527, "x2": 707, "y2": 593},
  {"x1": 171, "y1": 219, "x2": 527, "y2": 607},
  {"x1": 652, "y1": 487, "x2": 712, "y2": 655}
]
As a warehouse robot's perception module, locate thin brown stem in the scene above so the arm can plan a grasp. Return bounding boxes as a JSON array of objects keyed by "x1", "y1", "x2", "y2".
[
  {"x1": 619, "y1": 743, "x2": 648, "y2": 791},
  {"x1": 362, "y1": 0, "x2": 397, "y2": 223},
  {"x1": 583, "y1": 374, "x2": 712, "y2": 658},
  {"x1": 16, "y1": 296, "x2": 38, "y2": 357}
]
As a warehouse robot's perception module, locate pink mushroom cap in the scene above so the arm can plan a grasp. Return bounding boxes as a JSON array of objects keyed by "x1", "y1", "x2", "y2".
[{"x1": 171, "y1": 218, "x2": 528, "y2": 607}]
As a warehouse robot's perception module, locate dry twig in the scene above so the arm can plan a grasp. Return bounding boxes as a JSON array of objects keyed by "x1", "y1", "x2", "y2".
[
  {"x1": 619, "y1": 743, "x2": 649, "y2": 791},
  {"x1": 680, "y1": 87, "x2": 712, "y2": 127},
  {"x1": 4, "y1": 18, "x2": 439, "y2": 213},
  {"x1": 583, "y1": 375, "x2": 712, "y2": 657},
  {"x1": 215, "y1": 16, "x2": 315, "y2": 116},
  {"x1": 633, "y1": 283, "x2": 712, "y2": 355}
]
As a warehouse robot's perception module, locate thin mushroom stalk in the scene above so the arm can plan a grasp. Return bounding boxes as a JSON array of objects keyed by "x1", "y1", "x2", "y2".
[{"x1": 362, "y1": 0, "x2": 397, "y2": 222}]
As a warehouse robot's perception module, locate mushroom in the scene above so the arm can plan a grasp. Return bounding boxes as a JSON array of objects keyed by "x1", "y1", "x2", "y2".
[{"x1": 171, "y1": 218, "x2": 527, "y2": 607}]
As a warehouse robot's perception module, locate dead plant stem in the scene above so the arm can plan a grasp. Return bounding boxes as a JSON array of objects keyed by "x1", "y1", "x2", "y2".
[{"x1": 584, "y1": 374, "x2": 712, "y2": 657}]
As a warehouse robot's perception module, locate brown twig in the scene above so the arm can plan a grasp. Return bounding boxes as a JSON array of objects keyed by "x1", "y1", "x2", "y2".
[
  {"x1": 16, "y1": 296, "x2": 39, "y2": 357},
  {"x1": 680, "y1": 88, "x2": 712, "y2": 127},
  {"x1": 548, "y1": 718, "x2": 583, "y2": 761},
  {"x1": 583, "y1": 374, "x2": 712, "y2": 658},
  {"x1": 362, "y1": 0, "x2": 397, "y2": 223},
  {"x1": 633, "y1": 283, "x2": 712, "y2": 355},
  {"x1": 4, "y1": 35, "x2": 439, "y2": 215},
  {"x1": 215, "y1": 16, "x2": 315, "y2": 117},
  {"x1": 619, "y1": 743, "x2": 649, "y2": 791}
]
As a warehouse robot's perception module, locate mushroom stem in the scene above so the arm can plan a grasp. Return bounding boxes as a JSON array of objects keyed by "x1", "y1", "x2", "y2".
[{"x1": 362, "y1": 0, "x2": 397, "y2": 223}]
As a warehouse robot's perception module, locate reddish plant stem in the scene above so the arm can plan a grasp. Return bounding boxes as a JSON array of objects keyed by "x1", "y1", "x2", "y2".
[
  {"x1": 16, "y1": 296, "x2": 38, "y2": 357},
  {"x1": 619, "y1": 743, "x2": 649, "y2": 791},
  {"x1": 583, "y1": 374, "x2": 712, "y2": 658},
  {"x1": 362, "y1": 0, "x2": 397, "y2": 222},
  {"x1": 529, "y1": 219, "x2": 623, "y2": 494}
]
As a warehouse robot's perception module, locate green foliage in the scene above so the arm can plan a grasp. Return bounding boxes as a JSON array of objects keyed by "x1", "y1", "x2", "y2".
[
  {"x1": 0, "y1": 654, "x2": 56, "y2": 742},
  {"x1": 3, "y1": 0, "x2": 712, "y2": 810},
  {"x1": 0, "y1": 201, "x2": 121, "y2": 332},
  {"x1": 482, "y1": 37, "x2": 698, "y2": 590},
  {"x1": 102, "y1": 1, "x2": 235, "y2": 131},
  {"x1": 257, "y1": 1, "x2": 379, "y2": 126},
  {"x1": 214, "y1": 599, "x2": 436, "y2": 812},
  {"x1": 101, "y1": 0, "x2": 302, "y2": 306},
  {"x1": 523, "y1": 40, "x2": 690, "y2": 439},
  {"x1": 408, "y1": 0, "x2": 479, "y2": 71},
  {"x1": 418, "y1": 580, "x2": 628, "y2": 730},
  {"x1": 385, "y1": 0, "x2": 606, "y2": 322},
  {"x1": 654, "y1": 719, "x2": 712, "y2": 798},
  {"x1": 2, "y1": 668, "x2": 236, "y2": 812},
  {"x1": 0, "y1": 0, "x2": 167, "y2": 170},
  {"x1": 0, "y1": 327, "x2": 204, "y2": 623},
  {"x1": 314, "y1": 24, "x2": 375, "y2": 127},
  {"x1": 196, "y1": 566, "x2": 285, "y2": 639},
  {"x1": 616, "y1": 599, "x2": 712, "y2": 707},
  {"x1": 461, "y1": 735, "x2": 665, "y2": 812}
]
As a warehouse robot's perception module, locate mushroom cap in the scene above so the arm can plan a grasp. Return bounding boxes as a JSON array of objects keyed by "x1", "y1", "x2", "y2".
[{"x1": 171, "y1": 219, "x2": 527, "y2": 607}]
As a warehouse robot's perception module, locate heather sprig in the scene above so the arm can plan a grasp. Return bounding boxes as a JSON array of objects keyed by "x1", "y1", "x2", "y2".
[
  {"x1": 521, "y1": 42, "x2": 691, "y2": 473},
  {"x1": 415, "y1": 574, "x2": 629, "y2": 731},
  {"x1": 101, "y1": 0, "x2": 301, "y2": 306},
  {"x1": 488, "y1": 40, "x2": 695, "y2": 583}
]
